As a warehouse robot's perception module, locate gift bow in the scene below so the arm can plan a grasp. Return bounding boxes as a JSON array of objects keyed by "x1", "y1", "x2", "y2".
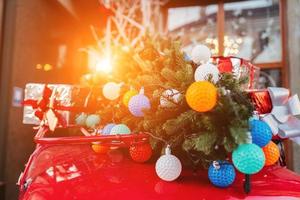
[
  {"x1": 23, "y1": 85, "x2": 67, "y2": 131},
  {"x1": 262, "y1": 87, "x2": 300, "y2": 138}
]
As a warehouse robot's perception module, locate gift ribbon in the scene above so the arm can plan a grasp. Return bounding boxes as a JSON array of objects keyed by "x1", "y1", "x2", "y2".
[
  {"x1": 261, "y1": 87, "x2": 300, "y2": 138},
  {"x1": 23, "y1": 85, "x2": 67, "y2": 131}
]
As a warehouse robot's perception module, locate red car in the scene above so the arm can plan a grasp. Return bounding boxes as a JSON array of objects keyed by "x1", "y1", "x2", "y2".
[{"x1": 18, "y1": 134, "x2": 300, "y2": 200}]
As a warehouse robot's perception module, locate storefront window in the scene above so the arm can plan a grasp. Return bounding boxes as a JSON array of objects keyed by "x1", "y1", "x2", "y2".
[
  {"x1": 167, "y1": 5, "x2": 218, "y2": 55},
  {"x1": 224, "y1": 0, "x2": 281, "y2": 63}
]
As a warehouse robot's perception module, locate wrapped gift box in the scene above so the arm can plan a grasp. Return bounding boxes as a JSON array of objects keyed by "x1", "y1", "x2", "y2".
[
  {"x1": 23, "y1": 83, "x2": 104, "y2": 126},
  {"x1": 23, "y1": 83, "x2": 72, "y2": 125}
]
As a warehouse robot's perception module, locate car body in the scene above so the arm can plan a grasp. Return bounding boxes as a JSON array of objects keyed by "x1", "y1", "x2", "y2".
[{"x1": 18, "y1": 135, "x2": 300, "y2": 200}]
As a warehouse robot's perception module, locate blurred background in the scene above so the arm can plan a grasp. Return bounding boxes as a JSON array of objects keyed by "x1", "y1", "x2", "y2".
[{"x1": 0, "y1": 0, "x2": 299, "y2": 199}]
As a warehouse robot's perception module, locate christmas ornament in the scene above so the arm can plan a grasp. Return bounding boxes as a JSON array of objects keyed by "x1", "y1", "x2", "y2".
[
  {"x1": 194, "y1": 63, "x2": 220, "y2": 83},
  {"x1": 123, "y1": 89, "x2": 138, "y2": 107},
  {"x1": 232, "y1": 143, "x2": 265, "y2": 174},
  {"x1": 191, "y1": 44, "x2": 211, "y2": 65},
  {"x1": 110, "y1": 124, "x2": 131, "y2": 135},
  {"x1": 102, "y1": 82, "x2": 122, "y2": 100},
  {"x1": 160, "y1": 89, "x2": 182, "y2": 108},
  {"x1": 186, "y1": 81, "x2": 217, "y2": 112},
  {"x1": 75, "y1": 113, "x2": 88, "y2": 126},
  {"x1": 92, "y1": 143, "x2": 110, "y2": 154},
  {"x1": 85, "y1": 114, "x2": 101, "y2": 128},
  {"x1": 128, "y1": 88, "x2": 151, "y2": 117},
  {"x1": 102, "y1": 123, "x2": 116, "y2": 135},
  {"x1": 250, "y1": 120, "x2": 272, "y2": 147},
  {"x1": 129, "y1": 143, "x2": 152, "y2": 163},
  {"x1": 262, "y1": 141, "x2": 280, "y2": 166},
  {"x1": 208, "y1": 161, "x2": 236, "y2": 188},
  {"x1": 155, "y1": 145, "x2": 182, "y2": 181}
]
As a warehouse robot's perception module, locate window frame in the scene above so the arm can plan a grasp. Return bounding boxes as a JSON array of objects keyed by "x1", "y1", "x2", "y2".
[{"x1": 163, "y1": 0, "x2": 288, "y2": 86}]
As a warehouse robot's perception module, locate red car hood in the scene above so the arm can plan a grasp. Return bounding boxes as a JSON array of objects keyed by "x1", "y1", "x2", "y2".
[{"x1": 19, "y1": 144, "x2": 300, "y2": 200}]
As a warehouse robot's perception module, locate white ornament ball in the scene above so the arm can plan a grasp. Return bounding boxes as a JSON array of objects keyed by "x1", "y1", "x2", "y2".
[
  {"x1": 102, "y1": 82, "x2": 122, "y2": 100},
  {"x1": 160, "y1": 89, "x2": 182, "y2": 108},
  {"x1": 155, "y1": 146, "x2": 182, "y2": 181},
  {"x1": 191, "y1": 44, "x2": 211, "y2": 65},
  {"x1": 194, "y1": 63, "x2": 220, "y2": 83}
]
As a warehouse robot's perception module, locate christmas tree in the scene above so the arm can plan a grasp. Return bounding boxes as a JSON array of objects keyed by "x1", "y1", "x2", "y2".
[{"x1": 81, "y1": 33, "x2": 253, "y2": 168}]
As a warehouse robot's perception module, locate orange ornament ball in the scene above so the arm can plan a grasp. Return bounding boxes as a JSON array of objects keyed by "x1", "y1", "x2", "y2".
[
  {"x1": 262, "y1": 141, "x2": 280, "y2": 166},
  {"x1": 185, "y1": 81, "x2": 217, "y2": 112},
  {"x1": 129, "y1": 143, "x2": 152, "y2": 163},
  {"x1": 92, "y1": 143, "x2": 110, "y2": 154},
  {"x1": 123, "y1": 89, "x2": 138, "y2": 107}
]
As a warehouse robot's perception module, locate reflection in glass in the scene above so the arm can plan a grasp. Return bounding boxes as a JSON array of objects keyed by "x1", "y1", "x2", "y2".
[
  {"x1": 258, "y1": 68, "x2": 281, "y2": 88},
  {"x1": 168, "y1": 5, "x2": 218, "y2": 56},
  {"x1": 224, "y1": 0, "x2": 281, "y2": 63}
]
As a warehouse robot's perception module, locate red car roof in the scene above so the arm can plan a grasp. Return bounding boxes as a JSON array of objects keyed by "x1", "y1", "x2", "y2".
[{"x1": 19, "y1": 143, "x2": 300, "y2": 200}]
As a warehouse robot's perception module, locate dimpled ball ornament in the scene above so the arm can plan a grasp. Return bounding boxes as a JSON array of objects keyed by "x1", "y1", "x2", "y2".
[
  {"x1": 92, "y1": 143, "x2": 110, "y2": 154},
  {"x1": 262, "y1": 141, "x2": 280, "y2": 166},
  {"x1": 110, "y1": 124, "x2": 131, "y2": 135},
  {"x1": 102, "y1": 123, "x2": 116, "y2": 135},
  {"x1": 128, "y1": 89, "x2": 151, "y2": 117},
  {"x1": 194, "y1": 63, "x2": 220, "y2": 83},
  {"x1": 191, "y1": 44, "x2": 211, "y2": 65},
  {"x1": 155, "y1": 146, "x2": 182, "y2": 182},
  {"x1": 85, "y1": 114, "x2": 101, "y2": 128},
  {"x1": 129, "y1": 143, "x2": 153, "y2": 163},
  {"x1": 208, "y1": 161, "x2": 236, "y2": 188},
  {"x1": 250, "y1": 120, "x2": 272, "y2": 147},
  {"x1": 186, "y1": 81, "x2": 217, "y2": 112},
  {"x1": 123, "y1": 89, "x2": 138, "y2": 107},
  {"x1": 102, "y1": 82, "x2": 122, "y2": 100},
  {"x1": 160, "y1": 89, "x2": 182, "y2": 108},
  {"x1": 232, "y1": 143, "x2": 265, "y2": 174},
  {"x1": 75, "y1": 113, "x2": 88, "y2": 126}
]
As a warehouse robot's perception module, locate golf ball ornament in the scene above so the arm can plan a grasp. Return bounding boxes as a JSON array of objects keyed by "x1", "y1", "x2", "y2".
[
  {"x1": 155, "y1": 146, "x2": 182, "y2": 182},
  {"x1": 128, "y1": 94, "x2": 151, "y2": 117},
  {"x1": 232, "y1": 143, "x2": 265, "y2": 174},
  {"x1": 102, "y1": 123, "x2": 116, "y2": 135},
  {"x1": 250, "y1": 120, "x2": 272, "y2": 147},
  {"x1": 110, "y1": 124, "x2": 131, "y2": 135},
  {"x1": 191, "y1": 44, "x2": 211, "y2": 64},
  {"x1": 75, "y1": 113, "x2": 88, "y2": 126},
  {"x1": 208, "y1": 161, "x2": 236, "y2": 188},
  {"x1": 129, "y1": 143, "x2": 153, "y2": 163},
  {"x1": 263, "y1": 141, "x2": 280, "y2": 166},
  {"x1": 85, "y1": 114, "x2": 101, "y2": 128},
  {"x1": 186, "y1": 81, "x2": 217, "y2": 112},
  {"x1": 194, "y1": 63, "x2": 220, "y2": 83},
  {"x1": 102, "y1": 82, "x2": 122, "y2": 100}
]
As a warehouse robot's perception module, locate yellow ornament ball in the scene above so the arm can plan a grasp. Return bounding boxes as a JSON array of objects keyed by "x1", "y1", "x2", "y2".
[
  {"x1": 123, "y1": 89, "x2": 138, "y2": 107},
  {"x1": 186, "y1": 81, "x2": 217, "y2": 112}
]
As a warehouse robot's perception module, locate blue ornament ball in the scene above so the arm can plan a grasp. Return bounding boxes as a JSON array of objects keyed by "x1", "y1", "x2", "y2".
[
  {"x1": 102, "y1": 123, "x2": 115, "y2": 135},
  {"x1": 110, "y1": 124, "x2": 131, "y2": 135},
  {"x1": 208, "y1": 161, "x2": 236, "y2": 188},
  {"x1": 128, "y1": 94, "x2": 151, "y2": 117},
  {"x1": 250, "y1": 120, "x2": 272, "y2": 147},
  {"x1": 232, "y1": 143, "x2": 265, "y2": 175}
]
